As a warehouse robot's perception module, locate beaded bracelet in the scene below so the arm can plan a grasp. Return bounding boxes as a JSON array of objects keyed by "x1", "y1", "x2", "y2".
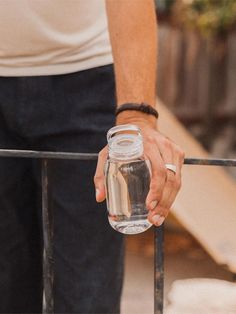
[{"x1": 115, "y1": 103, "x2": 159, "y2": 119}]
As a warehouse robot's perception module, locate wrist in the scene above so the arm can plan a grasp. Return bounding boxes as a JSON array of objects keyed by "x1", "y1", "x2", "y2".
[
  {"x1": 116, "y1": 103, "x2": 158, "y2": 118},
  {"x1": 115, "y1": 110, "x2": 157, "y2": 129},
  {"x1": 115, "y1": 102, "x2": 158, "y2": 129}
]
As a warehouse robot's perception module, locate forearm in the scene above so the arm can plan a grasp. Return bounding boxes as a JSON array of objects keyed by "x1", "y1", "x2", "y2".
[
  {"x1": 106, "y1": 0, "x2": 158, "y2": 111},
  {"x1": 96, "y1": 2, "x2": 184, "y2": 225}
]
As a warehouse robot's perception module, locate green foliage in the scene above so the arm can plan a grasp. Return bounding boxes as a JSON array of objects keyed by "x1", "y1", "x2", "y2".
[{"x1": 172, "y1": 0, "x2": 236, "y2": 37}]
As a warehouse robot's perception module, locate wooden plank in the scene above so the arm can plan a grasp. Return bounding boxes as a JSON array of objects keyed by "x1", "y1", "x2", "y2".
[{"x1": 156, "y1": 99, "x2": 236, "y2": 273}]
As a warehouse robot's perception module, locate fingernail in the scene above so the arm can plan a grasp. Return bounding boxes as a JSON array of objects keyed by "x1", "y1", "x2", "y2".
[
  {"x1": 150, "y1": 200, "x2": 158, "y2": 210},
  {"x1": 157, "y1": 216, "x2": 165, "y2": 226},
  {"x1": 152, "y1": 215, "x2": 165, "y2": 226},
  {"x1": 152, "y1": 214, "x2": 161, "y2": 224},
  {"x1": 95, "y1": 188, "x2": 100, "y2": 200}
]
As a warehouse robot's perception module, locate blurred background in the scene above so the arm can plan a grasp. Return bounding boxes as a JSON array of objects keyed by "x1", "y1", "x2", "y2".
[
  {"x1": 122, "y1": 1, "x2": 236, "y2": 313},
  {"x1": 156, "y1": 0, "x2": 236, "y2": 177}
]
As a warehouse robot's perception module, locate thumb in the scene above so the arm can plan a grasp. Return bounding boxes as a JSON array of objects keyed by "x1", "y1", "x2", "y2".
[{"x1": 94, "y1": 146, "x2": 108, "y2": 202}]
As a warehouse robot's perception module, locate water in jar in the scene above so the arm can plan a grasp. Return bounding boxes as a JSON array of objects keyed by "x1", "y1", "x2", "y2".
[{"x1": 105, "y1": 158, "x2": 152, "y2": 234}]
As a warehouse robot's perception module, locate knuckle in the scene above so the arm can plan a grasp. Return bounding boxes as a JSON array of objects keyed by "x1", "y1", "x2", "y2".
[
  {"x1": 162, "y1": 208, "x2": 169, "y2": 218},
  {"x1": 98, "y1": 150, "x2": 104, "y2": 158},
  {"x1": 164, "y1": 209, "x2": 170, "y2": 218},
  {"x1": 150, "y1": 182, "x2": 162, "y2": 199},
  {"x1": 175, "y1": 145, "x2": 185, "y2": 160},
  {"x1": 151, "y1": 169, "x2": 158, "y2": 179},
  {"x1": 167, "y1": 175, "x2": 175, "y2": 187},
  {"x1": 155, "y1": 206, "x2": 168, "y2": 218},
  {"x1": 161, "y1": 138, "x2": 171, "y2": 149},
  {"x1": 93, "y1": 175, "x2": 98, "y2": 184},
  {"x1": 94, "y1": 174, "x2": 103, "y2": 184},
  {"x1": 159, "y1": 165, "x2": 167, "y2": 177},
  {"x1": 150, "y1": 180, "x2": 158, "y2": 191},
  {"x1": 146, "y1": 134, "x2": 156, "y2": 144},
  {"x1": 176, "y1": 177, "x2": 182, "y2": 190},
  {"x1": 179, "y1": 150, "x2": 185, "y2": 161},
  {"x1": 155, "y1": 191, "x2": 163, "y2": 201},
  {"x1": 98, "y1": 146, "x2": 108, "y2": 158}
]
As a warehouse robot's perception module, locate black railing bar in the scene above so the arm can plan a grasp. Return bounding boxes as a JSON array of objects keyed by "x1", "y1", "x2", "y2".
[
  {"x1": 0, "y1": 149, "x2": 235, "y2": 167},
  {"x1": 42, "y1": 159, "x2": 54, "y2": 314},
  {"x1": 0, "y1": 149, "x2": 98, "y2": 160},
  {"x1": 183, "y1": 158, "x2": 236, "y2": 167},
  {"x1": 154, "y1": 225, "x2": 164, "y2": 314}
]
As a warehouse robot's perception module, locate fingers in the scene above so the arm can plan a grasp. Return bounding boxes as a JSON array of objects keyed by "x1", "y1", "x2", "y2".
[
  {"x1": 94, "y1": 128, "x2": 185, "y2": 229},
  {"x1": 148, "y1": 140, "x2": 185, "y2": 226},
  {"x1": 148, "y1": 171, "x2": 175, "y2": 225},
  {"x1": 145, "y1": 141, "x2": 167, "y2": 211},
  {"x1": 166, "y1": 149, "x2": 184, "y2": 208},
  {"x1": 94, "y1": 146, "x2": 108, "y2": 202}
]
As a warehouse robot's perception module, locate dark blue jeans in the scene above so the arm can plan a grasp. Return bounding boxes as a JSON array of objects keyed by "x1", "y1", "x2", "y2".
[{"x1": 0, "y1": 65, "x2": 124, "y2": 314}]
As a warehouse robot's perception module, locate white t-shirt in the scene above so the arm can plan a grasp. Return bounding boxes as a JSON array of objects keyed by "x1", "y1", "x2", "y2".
[{"x1": 0, "y1": 0, "x2": 113, "y2": 76}]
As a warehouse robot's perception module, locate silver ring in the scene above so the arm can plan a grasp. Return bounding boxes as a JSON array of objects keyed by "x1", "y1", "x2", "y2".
[{"x1": 165, "y1": 163, "x2": 177, "y2": 174}]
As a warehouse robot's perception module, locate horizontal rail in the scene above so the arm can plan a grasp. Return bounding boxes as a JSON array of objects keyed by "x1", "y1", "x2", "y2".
[
  {"x1": 0, "y1": 148, "x2": 235, "y2": 314},
  {"x1": 0, "y1": 149, "x2": 236, "y2": 166},
  {"x1": 0, "y1": 149, "x2": 98, "y2": 160},
  {"x1": 183, "y1": 158, "x2": 236, "y2": 167}
]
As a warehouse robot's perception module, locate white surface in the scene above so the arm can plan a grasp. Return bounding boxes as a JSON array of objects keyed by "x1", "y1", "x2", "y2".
[{"x1": 166, "y1": 279, "x2": 236, "y2": 314}]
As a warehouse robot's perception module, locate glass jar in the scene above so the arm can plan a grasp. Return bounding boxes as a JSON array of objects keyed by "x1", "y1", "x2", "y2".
[{"x1": 105, "y1": 124, "x2": 152, "y2": 234}]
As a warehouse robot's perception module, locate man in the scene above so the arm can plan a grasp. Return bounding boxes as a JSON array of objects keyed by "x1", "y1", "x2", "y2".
[{"x1": 0, "y1": 0, "x2": 184, "y2": 313}]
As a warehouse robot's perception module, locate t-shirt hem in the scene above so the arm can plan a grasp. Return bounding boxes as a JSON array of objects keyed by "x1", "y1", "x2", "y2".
[{"x1": 0, "y1": 55, "x2": 113, "y2": 77}]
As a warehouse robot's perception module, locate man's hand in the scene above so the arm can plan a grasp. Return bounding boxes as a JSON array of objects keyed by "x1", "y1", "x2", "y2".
[
  {"x1": 94, "y1": 114, "x2": 185, "y2": 226},
  {"x1": 94, "y1": 0, "x2": 185, "y2": 226}
]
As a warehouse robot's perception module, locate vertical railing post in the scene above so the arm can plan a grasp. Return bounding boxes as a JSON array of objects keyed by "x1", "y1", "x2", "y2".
[
  {"x1": 42, "y1": 159, "x2": 54, "y2": 314},
  {"x1": 154, "y1": 224, "x2": 164, "y2": 314}
]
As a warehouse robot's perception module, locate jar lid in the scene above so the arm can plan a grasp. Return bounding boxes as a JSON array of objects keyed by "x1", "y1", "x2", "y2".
[{"x1": 107, "y1": 124, "x2": 143, "y2": 160}]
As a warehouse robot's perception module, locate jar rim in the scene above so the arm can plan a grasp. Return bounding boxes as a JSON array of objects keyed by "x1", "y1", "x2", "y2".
[{"x1": 108, "y1": 133, "x2": 143, "y2": 160}]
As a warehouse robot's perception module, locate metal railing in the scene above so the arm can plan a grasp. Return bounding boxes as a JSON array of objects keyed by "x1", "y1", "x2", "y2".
[{"x1": 0, "y1": 148, "x2": 236, "y2": 314}]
